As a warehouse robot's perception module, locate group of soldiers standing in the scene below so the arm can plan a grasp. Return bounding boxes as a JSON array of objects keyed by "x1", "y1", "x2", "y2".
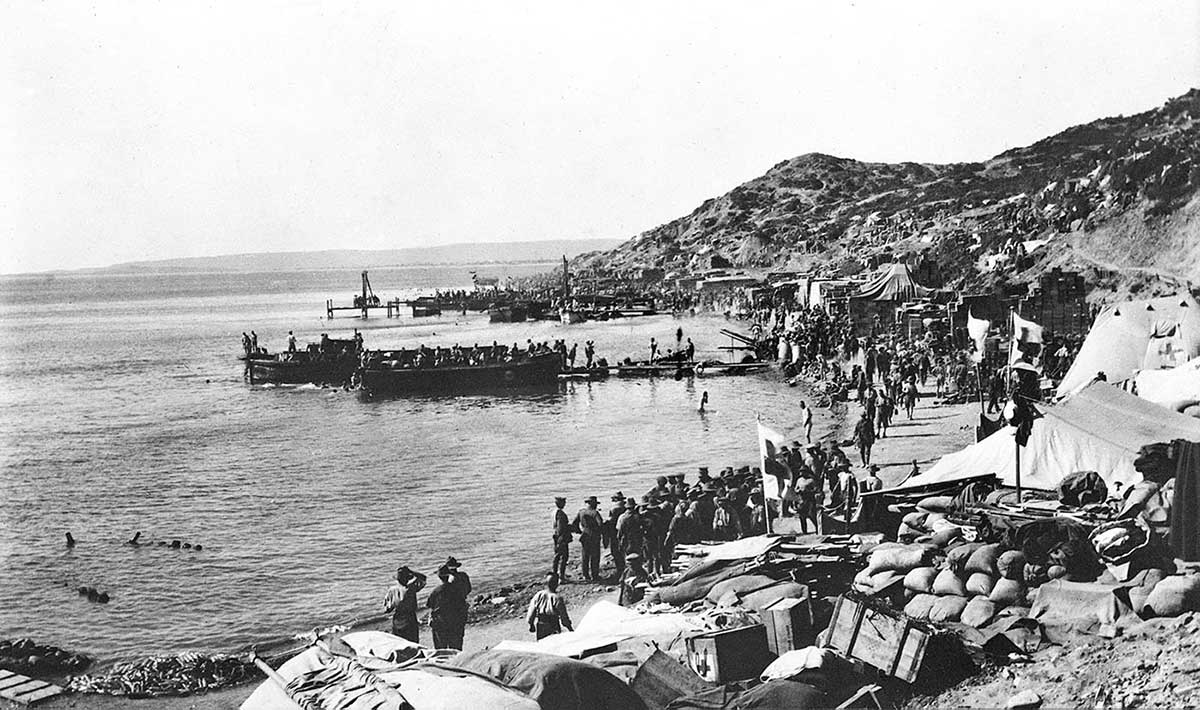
[{"x1": 549, "y1": 467, "x2": 771, "y2": 604}]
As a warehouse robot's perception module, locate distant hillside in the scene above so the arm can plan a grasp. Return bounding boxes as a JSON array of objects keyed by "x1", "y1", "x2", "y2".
[
  {"x1": 580, "y1": 89, "x2": 1200, "y2": 300},
  {"x1": 108, "y1": 239, "x2": 623, "y2": 273}
]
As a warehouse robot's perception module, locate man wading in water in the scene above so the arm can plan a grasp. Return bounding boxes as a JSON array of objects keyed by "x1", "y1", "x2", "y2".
[{"x1": 383, "y1": 565, "x2": 427, "y2": 644}]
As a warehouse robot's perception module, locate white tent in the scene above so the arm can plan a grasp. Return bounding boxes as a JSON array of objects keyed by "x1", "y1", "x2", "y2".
[
  {"x1": 1057, "y1": 294, "x2": 1200, "y2": 397},
  {"x1": 1128, "y1": 356, "x2": 1200, "y2": 413},
  {"x1": 896, "y1": 383, "x2": 1200, "y2": 492}
]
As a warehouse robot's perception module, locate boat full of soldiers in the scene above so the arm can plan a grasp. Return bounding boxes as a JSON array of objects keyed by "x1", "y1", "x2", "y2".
[{"x1": 240, "y1": 331, "x2": 765, "y2": 393}]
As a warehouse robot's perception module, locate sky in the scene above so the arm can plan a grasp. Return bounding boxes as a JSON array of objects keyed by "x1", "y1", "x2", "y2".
[{"x1": 2, "y1": 1, "x2": 1198, "y2": 274}]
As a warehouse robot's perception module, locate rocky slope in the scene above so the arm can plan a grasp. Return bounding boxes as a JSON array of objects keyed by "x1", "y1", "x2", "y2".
[{"x1": 579, "y1": 89, "x2": 1200, "y2": 297}]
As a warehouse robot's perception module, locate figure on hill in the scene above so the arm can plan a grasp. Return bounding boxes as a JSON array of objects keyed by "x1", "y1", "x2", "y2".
[
  {"x1": 526, "y1": 573, "x2": 573, "y2": 640},
  {"x1": 384, "y1": 565, "x2": 427, "y2": 644},
  {"x1": 552, "y1": 496, "x2": 572, "y2": 581}
]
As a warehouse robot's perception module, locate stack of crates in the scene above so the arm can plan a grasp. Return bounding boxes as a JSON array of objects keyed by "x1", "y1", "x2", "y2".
[{"x1": 1021, "y1": 268, "x2": 1089, "y2": 336}]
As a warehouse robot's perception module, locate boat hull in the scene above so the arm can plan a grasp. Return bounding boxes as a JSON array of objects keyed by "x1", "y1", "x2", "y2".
[
  {"x1": 360, "y1": 354, "x2": 562, "y2": 393},
  {"x1": 244, "y1": 356, "x2": 358, "y2": 385},
  {"x1": 488, "y1": 304, "x2": 529, "y2": 323}
]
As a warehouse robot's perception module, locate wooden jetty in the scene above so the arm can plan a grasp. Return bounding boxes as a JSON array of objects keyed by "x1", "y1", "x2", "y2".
[{"x1": 325, "y1": 271, "x2": 442, "y2": 319}]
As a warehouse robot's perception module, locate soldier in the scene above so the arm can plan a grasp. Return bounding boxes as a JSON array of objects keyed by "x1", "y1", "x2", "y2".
[
  {"x1": 383, "y1": 565, "x2": 427, "y2": 644},
  {"x1": 552, "y1": 496, "x2": 572, "y2": 581},
  {"x1": 606, "y1": 492, "x2": 626, "y2": 578},
  {"x1": 526, "y1": 573, "x2": 573, "y2": 639},
  {"x1": 573, "y1": 496, "x2": 604, "y2": 581},
  {"x1": 619, "y1": 554, "x2": 650, "y2": 606},
  {"x1": 426, "y1": 564, "x2": 468, "y2": 650},
  {"x1": 615, "y1": 499, "x2": 643, "y2": 577}
]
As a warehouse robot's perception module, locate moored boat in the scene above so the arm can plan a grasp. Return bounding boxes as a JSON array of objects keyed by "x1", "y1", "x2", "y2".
[
  {"x1": 360, "y1": 352, "x2": 562, "y2": 393},
  {"x1": 242, "y1": 337, "x2": 361, "y2": 386},
  {"x1": 488, "y1": 303, "x2": 528, "y2": 323},
  {"x1": 406, "y1": 296, "x2": 442, "y2": 318}
]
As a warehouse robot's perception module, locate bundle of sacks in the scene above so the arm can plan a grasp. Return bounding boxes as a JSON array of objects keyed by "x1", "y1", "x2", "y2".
[
  {"x1": 898, "y1": 542, "x2": 1035, "y2": 628},
  {"x1": 855, "y1": 501, "x2": 1113, "y2": 629},
  {"x1": 895, "y1": 496, "x2": 961, "y2": 543}
]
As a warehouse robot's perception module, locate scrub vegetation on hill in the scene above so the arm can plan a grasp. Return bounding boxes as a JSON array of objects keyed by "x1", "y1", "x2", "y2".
[{"x1": 579, "y1": 89, "x2": 1200, "y2": 300}]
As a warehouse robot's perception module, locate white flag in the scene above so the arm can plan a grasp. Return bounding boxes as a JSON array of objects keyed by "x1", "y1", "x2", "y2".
[
  {"x1": 1010, "y1": 312, "x2": 1044, "y2": 365},
  {"x1": 967, "y1": 311, "x2": 990, "y2": 364},
  {"x1": 757, "y1": 421, "x2": 790, "y2": 500}
]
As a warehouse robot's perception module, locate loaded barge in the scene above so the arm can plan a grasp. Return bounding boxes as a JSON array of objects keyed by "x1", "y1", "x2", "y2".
[{"x1": 360, "y1": 352, "x2": 562, "y2": 393}]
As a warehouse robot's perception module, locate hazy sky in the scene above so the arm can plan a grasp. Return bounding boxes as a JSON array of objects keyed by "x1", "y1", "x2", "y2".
[{"x1": 3, "y1": 1, "x2": 1198, "y2": 274}]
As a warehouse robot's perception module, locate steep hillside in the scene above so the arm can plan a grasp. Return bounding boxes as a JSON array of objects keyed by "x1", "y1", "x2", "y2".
[{"x1": 580, "y1": 89, "x2": 1200, "y2": 297}]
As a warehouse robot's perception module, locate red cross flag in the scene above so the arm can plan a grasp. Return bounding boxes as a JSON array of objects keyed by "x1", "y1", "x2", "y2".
[{"x1": 757, "y1": 421, "x2": 790, "y2": 500}]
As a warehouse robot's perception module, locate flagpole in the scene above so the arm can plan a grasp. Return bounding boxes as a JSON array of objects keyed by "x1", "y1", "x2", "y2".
[
  {"x1": 975, "y1": 363, "x2": 985, "y2": 415},
  {"x1": 1014, "y1": 434, "x2": 1022, "y2": 505}
]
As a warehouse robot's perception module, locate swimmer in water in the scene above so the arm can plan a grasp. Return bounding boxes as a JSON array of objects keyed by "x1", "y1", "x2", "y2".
[
  {"x1": 65, "y1": 532, "x2": 76, "y2": 548},
  {"x1": 125, "y1": 532, "x2": 142, "y2": 546},
  {"x1": 699, "y1": 391, "x2": 709, "y2": 413}
]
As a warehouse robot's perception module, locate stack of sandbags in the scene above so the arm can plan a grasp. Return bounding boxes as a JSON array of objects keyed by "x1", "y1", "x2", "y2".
[
  {"x1": 1136, "y1": 574, "x2": 1200, "y2": 618},
  {"x1": 853, "y1": 543, "x2": 938, "y2": 594},
  {"x1": 896, "y1": 496, "x2": 962, "y2": 544},
  {"x1": 902, "y1": 542, "x2": 1033, "y2": 627}
]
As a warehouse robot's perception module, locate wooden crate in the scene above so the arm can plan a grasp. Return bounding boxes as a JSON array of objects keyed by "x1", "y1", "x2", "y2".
[
  {"x1": 685, "y1": 624, "x2": 771, "y2": 684},
  {"x1": 821, "y1": 595, "x2": 930, "y2": 683},
  {"x1": 759, "y1": 595, "x2": 813, "y2": 655}
]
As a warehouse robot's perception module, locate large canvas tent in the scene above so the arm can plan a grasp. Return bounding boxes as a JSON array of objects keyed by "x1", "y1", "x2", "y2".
[
  {"x1": 895, "y1": 382, "x2": 1200, "y2": 492},
  {"x1": 850, "y1": 262, "x2": 932, "y2": 302},
  {"x1": 1057, "y1": 294, "x2": 1200, "y2": 397},
  {"x1": 1128, "y1": 356, "x2": 1200, "y2": 412}
]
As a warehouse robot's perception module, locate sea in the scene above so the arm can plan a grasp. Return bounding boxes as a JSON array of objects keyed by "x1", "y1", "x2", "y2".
[{"x1": 0, "y1": 263, "x2": 820, "y2": 662}]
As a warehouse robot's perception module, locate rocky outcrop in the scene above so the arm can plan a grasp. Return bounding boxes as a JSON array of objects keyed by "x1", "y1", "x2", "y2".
[{"x1": 579, "y1": 89, "x2": 1200, "y2": 296}]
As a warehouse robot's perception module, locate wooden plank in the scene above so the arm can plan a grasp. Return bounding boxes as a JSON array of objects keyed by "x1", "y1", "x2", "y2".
[
  {"x1": 13, "y1": 685, "x2": 62, "y2": 704},
  {"x1": 0, "y1": 675, "x2": 37, "y2": 692},
  {"x1": 0, "y1": 680, "x2": 43, "y2": 700}
]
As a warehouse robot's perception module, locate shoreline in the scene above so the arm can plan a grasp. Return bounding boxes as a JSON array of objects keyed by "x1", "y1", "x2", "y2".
[
  {"x1": 24, "y1": 370, "x2": 843, "y2": 708},
  {"x1": 20, "y1": 379, "x2": 983, "y2": 709}
]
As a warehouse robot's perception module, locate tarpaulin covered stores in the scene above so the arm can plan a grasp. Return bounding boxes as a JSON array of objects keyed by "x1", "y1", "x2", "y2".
[{"x1": 897, "y1": 382, "x2": 1200, "y2": 491}]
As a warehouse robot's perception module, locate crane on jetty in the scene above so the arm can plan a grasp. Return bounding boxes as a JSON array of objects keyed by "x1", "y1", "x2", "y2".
[{"x1": 326, "y1": 271, "x2": 389, "y2": 318}]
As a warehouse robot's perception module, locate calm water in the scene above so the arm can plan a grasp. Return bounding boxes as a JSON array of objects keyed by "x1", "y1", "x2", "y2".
[{"x1": 0, "y1": 265, "x2": 816, "y2": 661}]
